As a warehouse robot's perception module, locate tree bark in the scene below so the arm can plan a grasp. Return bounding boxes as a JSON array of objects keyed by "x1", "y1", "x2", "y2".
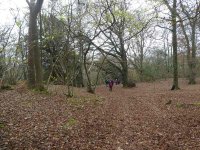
[
  {"x1": 121, "y1": 49, "x2": 128, "y2": 87},
  {"x1": 27, "y1": 14, "x2": 36, "y2": 88},
  {"x1": 27, "y1": 0, "x2": 44, "y2": 89},
  {"x1": 172, "y1": 0, "x2": 179, "y2": 89},
  {"x1": 178, "y1": 0, "x2": 200, "y2": 84},
  {"x1": 188, "y1": 22, "x2": 197, "y2": 84}
]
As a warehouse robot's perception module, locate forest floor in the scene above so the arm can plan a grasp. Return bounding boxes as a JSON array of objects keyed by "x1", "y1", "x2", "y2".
[{"x1": 0, "y1": 78, "x2": 200, "y2": 150}]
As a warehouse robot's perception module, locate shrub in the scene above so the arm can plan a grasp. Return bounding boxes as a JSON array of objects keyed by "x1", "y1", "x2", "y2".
[
  {"x1": 1, "y1": 84, "x2": 12, "y2": 90},
  {"x1": 127, "y1": 80, "x2": 136, "y2": 88}
]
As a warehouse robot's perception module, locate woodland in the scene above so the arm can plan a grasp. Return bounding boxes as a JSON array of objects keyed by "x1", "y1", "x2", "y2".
[{"x1": 0, "y1": 0, "x2": 200, "y2": 149}]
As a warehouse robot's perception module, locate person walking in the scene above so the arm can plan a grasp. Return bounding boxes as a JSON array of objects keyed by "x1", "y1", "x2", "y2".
[
  {"x1": 105, "y1": 79, "x2": 109, "y2": 87},
  {"x1": 109, "y1": 80, "x2": 114, "y2": 91}
]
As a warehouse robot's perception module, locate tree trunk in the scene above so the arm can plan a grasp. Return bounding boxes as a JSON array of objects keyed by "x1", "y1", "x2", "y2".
[
  {"x1": 27, "y1": 0, "x2": 44, "y2": 89},
  {"x1": 79, "y1": 36, "x2": 85, "y2": 87},
  {"x1": 27, "y1": 14, "x2": 37, "y2": 88},
  {"x1": 188, "y1": 23, "x2": 196, "y2": 84},
  {"x1": 171, "y1": 0, "x2": 179, "y2": 90},
  {"x1": 122, "y1": 64, "x2": 128, "y2": 87},
  {"x1": 119, "y1": 31, "x2": 129, "y2": 87},
  {"x1": 34, "y1": 20, "x2": 43, "y2": 89},
  {"x1": 139, "y1": 46, "x2": 144, "y2": 81},
  {"x1": 83, "y1": 45, "x2": 95, "y2": 94},
  {"x1": 121, "y1": 51, "x2": 128, "y2": 87}
]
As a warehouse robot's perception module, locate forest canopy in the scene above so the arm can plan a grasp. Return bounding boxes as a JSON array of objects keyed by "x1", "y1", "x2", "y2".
[{"x1": 0, "y1": 0, "x2": 200, "y2": 93}]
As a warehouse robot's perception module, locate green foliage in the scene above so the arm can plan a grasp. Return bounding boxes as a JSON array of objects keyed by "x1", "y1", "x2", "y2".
[
  {"x1": 21, "y1": 101, "x2": 32, "y2": 108},
  {"x1": 0, "y1": 122, "x2": 5, "y2": 129},
  {"x1": 0, "y1": 55, "x2": 7, "y2": 78},
  {"x1": 62, "y1": 118, "x2": 77, "y2": 129},
  {"x1": 176, "y1": 103, "x2": 183, "y2": 108},
  {"x1": 142, "y1": 64, "x2": 156, "y2": 82},
  {"x1": 148, "y1": 0, "x2": 164, "y2": 5},
  {"x1": 41, "y1": 13, "x2": 84, "y2": 87},
  {"x1": 66, "y1": 95, "x2": 104, "y2": 108},
  {"x1": 105, "y1": 13, "x2": 113, "y2": 23},
  {"x1": 1, "y1": 85, "x2": 12, "y2": 90},
  {"x1": 67, "y1": 97, "x2": 86, "y2": 107},
  {"x1": 176, "y1": 102, "x2": 200, "y2": 108},
  {"x1": 138, "y1": 49, "x2": 173, "y2": 81},
  {"x1": 2, "y1": 68, "x2": 19, "y2": 85},
  {"x1": 98, "y1": 57, "x2": 122, "y2": 81},
  {"x1": 32, "y1": 87, "x2": 49, "y2": 94},
  {"x1": 16, "y1": 20, "x2": 22, "y2": 27},
  {"x1": 58, "y1": 15, "x2": 66, "y2": 22},
  {"x1": 193, "y1": 102, "x2": 200, "y2": 106},
  {"x1": 105, "y1": 8, "x2": 144, "y2": 31}
]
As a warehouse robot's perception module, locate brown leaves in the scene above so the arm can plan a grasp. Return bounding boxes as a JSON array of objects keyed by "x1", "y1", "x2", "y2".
[{"x1": 0, "y1": 79, "x2": 200, "y2": 149}]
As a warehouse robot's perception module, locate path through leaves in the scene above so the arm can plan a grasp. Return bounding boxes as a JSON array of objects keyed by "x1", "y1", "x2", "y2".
[{"x1": 0, "y1": 79, "x2": 200, "y2": 149}]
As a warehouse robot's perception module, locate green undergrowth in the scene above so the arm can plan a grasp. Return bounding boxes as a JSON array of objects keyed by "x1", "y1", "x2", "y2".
[
  {"x1": 193, "y1": 102, "x2": 200, "y2": 106},
  {"x1": 0, "y1": 85, "x2": 13, "y2": 91},
  {"x1": 62, "y1": 117, "x2": 77, "y2": 129},
  {"x1": 21, "y1": 101, "x2": 32, "y2": 108},
  {"x1": 32, "y1": 87, "x2": 50, "y2": 95},
  {"x1": 176, "y1": 102, "x2": 200, "y2": 108},
  {"x1": 0, "y1": 122, "x2": 5, "y2": 129},
  {"x1": 66, "y1": 95, "x2": 104, "y2": 108}
]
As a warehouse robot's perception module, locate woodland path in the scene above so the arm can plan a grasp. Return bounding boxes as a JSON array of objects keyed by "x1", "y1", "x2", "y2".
[{"x1": 0, "y1": 79, "x2": 200, "y2": 149}]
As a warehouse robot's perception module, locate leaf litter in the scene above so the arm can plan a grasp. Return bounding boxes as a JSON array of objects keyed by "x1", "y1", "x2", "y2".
[{"x1": 0, "y1": 79, "x2": 200, "y2": 149}]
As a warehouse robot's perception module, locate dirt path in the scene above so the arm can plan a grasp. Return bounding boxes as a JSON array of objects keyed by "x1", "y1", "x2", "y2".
[
  {"x1": 93, "y1": 80, "x2": 200, "y2": 149},
  {"x1": 93, "y1": 85, "x2": 167, "y2": 149},
  {"x1": 1, "y1": 79, "x2": 200, "y2": 149}
]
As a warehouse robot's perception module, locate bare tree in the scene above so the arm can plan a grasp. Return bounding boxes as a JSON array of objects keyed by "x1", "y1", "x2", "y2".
[
  {"x1": 129, "y1": 25, "x2": 155, "y2": 81},
  {"x1": 85, "y1": 0, "x2": 152, "y2": 87},
  {"x1": 164, "y1": 0, "x2": 179, "y2": 90},
  {"x1": 177, "y1": 0, "x2": 200, "y2": 84}
]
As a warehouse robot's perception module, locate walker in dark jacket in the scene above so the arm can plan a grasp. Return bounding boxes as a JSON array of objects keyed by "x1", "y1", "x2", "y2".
[{"x1": 109, "y1": 80, "x2": 114, "y2": 91}]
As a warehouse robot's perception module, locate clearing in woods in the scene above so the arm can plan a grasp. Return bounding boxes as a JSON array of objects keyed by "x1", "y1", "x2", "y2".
[{"x1": 0, "y1": 78, "x2": 200, "y2": 149}]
